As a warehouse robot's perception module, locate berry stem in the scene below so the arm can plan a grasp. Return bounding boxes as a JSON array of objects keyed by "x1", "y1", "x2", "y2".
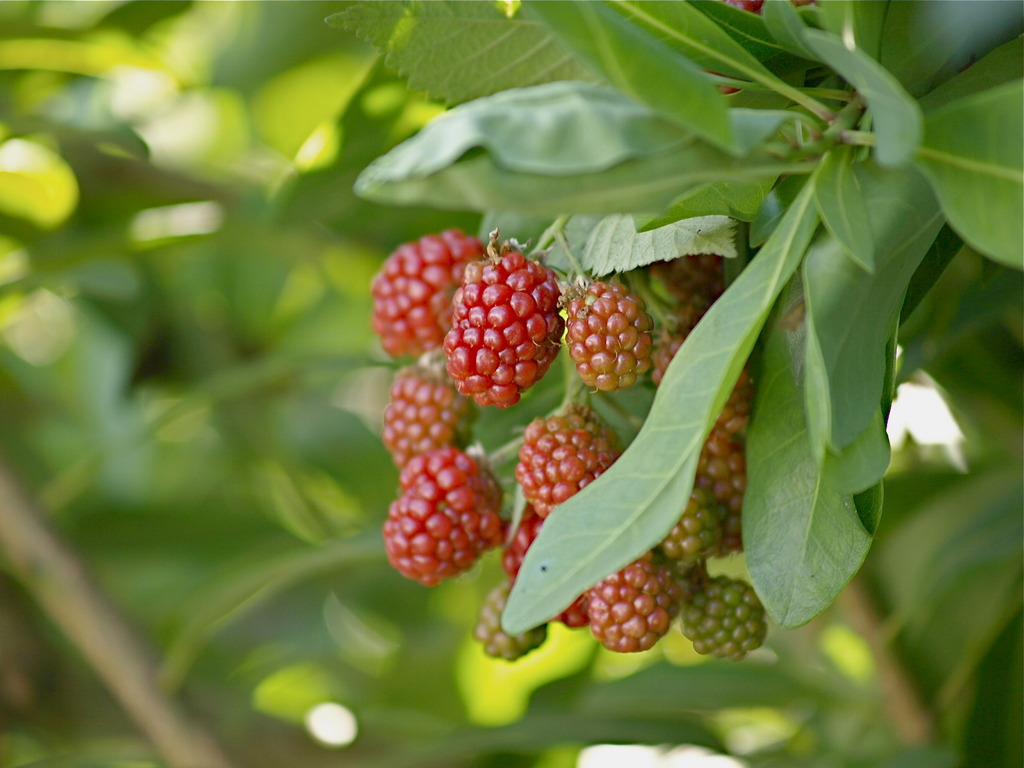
[
  {"x1": 533, "y1": 215, "x2": 570, "y2": 252},
  {"x1": 487, "y1": 434, "x2": 526, "y2": 468},
  {"x1": 554, "y1": 227, "x2": 587, "y2": 280}
]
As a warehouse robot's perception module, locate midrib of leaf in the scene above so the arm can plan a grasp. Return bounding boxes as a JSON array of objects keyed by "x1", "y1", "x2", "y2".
[{"x1": 915, "y1": 146, "x2": 1024, "y2": 183}]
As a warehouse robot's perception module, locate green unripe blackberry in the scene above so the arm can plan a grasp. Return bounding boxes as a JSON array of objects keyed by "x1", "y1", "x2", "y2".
[
  {"x1": 679, "y1": 574, "x2": 767, "y2": 660},
  {"x1": 658, "y1": 489, "x2": 723, "y2": 564},
  {"x1": 474, "y1": 580, "x2": 547, "y2": 660}
]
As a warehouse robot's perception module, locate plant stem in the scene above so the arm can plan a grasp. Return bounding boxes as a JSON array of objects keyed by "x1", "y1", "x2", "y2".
[
  {"x1": 533, "y1": 214, "x2": 570, "y2": 252},
  {"x1": 842, "y1": 577, "x2": 934, "y2": 745},
  {"x1": 840, "y1": 130, "x2": 877, "y2": 147},
  {"x1": 554, "y1": 227, "x2": 587, "y2": 279},
  {"x1": 0, "y1": 450, "x2": 239, "y2": 768}
]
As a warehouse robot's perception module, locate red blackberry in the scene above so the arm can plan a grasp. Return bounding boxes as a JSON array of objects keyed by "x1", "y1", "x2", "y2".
[
  {"x1": 679, "y1": 573, "x2": 767, "y2": 660},
  {"x1": 443, "y1": 243, "x2": 563, "y2": 408},
  {"x1": 515, "y1": 406, "x2": 621, "y2": 518},
  {"x1": 696, "y1": 427, "x2": 746, "y2": 555},
  {"x1": 657, "y1": 489, "x2": 723, "y2": 564},
  {"x1": 565, "y1": 281, "x2": 654, "y2": 391},
  {"x1": 474, "y1": 580, "x2": 547, "y2": 660},
  {"x1": 501, "y1": 505, "x2": 589, "y2": 628},
  {"x1": 383, "y1": 447, "x2": 504, "y2": 586},
  {"x1": 371, "y1": 230, "x2": 484, "y2": 358},
  {"x1": 382, "y1": 365, "x2": 472, "y2": 468},
  {"x1": 587, "y1": 553, "x2": 684, "y2": 653}
]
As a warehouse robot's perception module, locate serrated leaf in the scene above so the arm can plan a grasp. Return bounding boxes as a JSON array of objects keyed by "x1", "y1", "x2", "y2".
[
  {"x1": 803, "y1": 162, "x2": 942, "y2": 455},
  {"x1": 636, "y1": 177, "x2": 776, "y2": 227},
  {"x1": 524, "y1": 1, "x2": 734, "y2": 153},
  {"x1": 328, "y1": 1, "x2": 596, "y2": 103},
  {"x1": 745, "y1": 301, "x2": 872, "y2": 629},
  {"x1": 501, "y1": 183, "x2": 819, "y2": 635},
  {"x1": 580, "y1": 215, "x2": 736, "y2": 276},
  {"x1": 814, "y1": 147, "x2": 875, "y2": 272},
  {"x1": 355, "y1": 82, "x2": 811, "y2": 215},
  {"x1": 802, "y1": 29, "x2": 923, "y2": 167},
  {"x1": 914, "y1": 80, "x2": 1024, "y2": 269}
]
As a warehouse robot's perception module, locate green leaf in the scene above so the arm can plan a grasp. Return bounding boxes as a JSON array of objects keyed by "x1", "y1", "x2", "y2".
[
  {"x1": 914, "y1": 80, "x2": 1024, "y2": 269},
  {"x1": 162, "y1": 533, "x2": 385, "y2": 689},
  {"x1": 580, "y1": 214, "x2": 737, "y2": 276},
  {"x1": 357, "y1": 81, "x2": 687, "y2": 178},
  {"x1": 0, "y1": 137, "x2": 79, "y2": 228},
  {"x1": 501, "y1": 183, "x2": 819, "y2": 634},
  {"x1": 636, "y1": 176, "x2": 776, "y2": 226},
  {"x1": 691, "y1": 0, "x2": 811, "y2": 69},
  {"x1": 524, "y1": 1, "x2": 734, "y2": 152},
  {"x1": 815, "y1": 0, "x2": 887, "y2": 61},
  {"x1": 355, "y1": 83, "x2": 811, "y2": 215},
  {"x1": 609, "y1": 0, "x2": 784, "y2": 81},
  {"x1": 814, "y1": 147, "x2": 875, "y2": 272},
  {"x1": 328, "y1": 1, "x2": 596, "y2": 103},
  {"x1": 854, "y1": 481, "x2": 884, "y2": 537},
  {"x1": 919, "y1": 36, "x2": 1023, "y2": 113},
  {"x1": 762, "y1": 0, "x2": 819, "y2": 62},
  {"x1": 745, "y1": 296, "x2": 872, "y2": 629},
  {"x1": 803, "y1": 162, "x2": 943, "y2": 453},
  {"x1": 879, "y1": 1, "x2": 1023, "y2": 98},
  {"x1": 751, "y1": 174, "x2": 806, "y2": 246},
  {"x1": 823, "y1": 409, "x2": 891, "y2": 496},
  {"x1": 802, "y1": 29, "x2": 923, "y2": 167}
]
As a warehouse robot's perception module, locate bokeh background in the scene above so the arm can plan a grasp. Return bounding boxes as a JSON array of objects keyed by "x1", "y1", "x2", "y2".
[{"x1": 0, "y1": 3, "x2": 1020, "y2": 768}]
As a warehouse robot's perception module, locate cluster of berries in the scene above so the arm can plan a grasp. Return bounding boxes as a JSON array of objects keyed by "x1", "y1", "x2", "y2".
[{"x1": 372, "y1": 227, "x2": 766, "y2": 661}]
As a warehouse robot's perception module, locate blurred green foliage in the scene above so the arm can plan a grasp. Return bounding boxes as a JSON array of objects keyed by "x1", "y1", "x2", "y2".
[{"x1": 0, "y1": 3, "x2": 1018, "y2": 768}]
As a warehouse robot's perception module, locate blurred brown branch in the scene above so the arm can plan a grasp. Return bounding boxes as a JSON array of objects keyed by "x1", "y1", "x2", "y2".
[{"x1": 0, "y1": 450, "x2": 239, "y2": 768}]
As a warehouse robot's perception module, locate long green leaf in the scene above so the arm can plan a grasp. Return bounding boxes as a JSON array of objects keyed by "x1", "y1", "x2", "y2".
[
  {"x1": 329, "y1": 1, "x2": 596, "y2": 103},
  {"x1": 610, "y1": 0, "x2": 783, "y2": 80},
  {"x1": 802, "y1": 29, "x2": 923, "y2": 167},
  {"x1": 502, "y1": 183, "x2": 819, "y2": 634},
  {"x1": 524, "y1": 1, "x2": 734, "y2": 152},
  {"x1": 814, "y1": 147, "x2": 875, "y2": 272},
  {"x1": 803, "y1": 162, "x2": 943, "y2": 454},
  {"x1": 691, "y1": 0, "x2": 811, "y2": 69},
  {"x1": 636, "y1": 176, "x2": 776, "y2": 226},
  {"x1": 745, "y1": 296, "x2": 872, "y2": 628},
  {"x1": 914, "y1": 80, "x2": 1024, "y2": 269},
  {"x1": 918, "y1": 36, "x2": 1023, "y2": 113},
  {"x1": 762, "y1": 0, "x2": 819, "y2": 62}
]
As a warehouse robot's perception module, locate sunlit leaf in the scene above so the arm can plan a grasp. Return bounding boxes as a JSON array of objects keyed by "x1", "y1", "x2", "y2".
[{"x1": 0, "y1": 138, "x2": 79, "y2": 228}]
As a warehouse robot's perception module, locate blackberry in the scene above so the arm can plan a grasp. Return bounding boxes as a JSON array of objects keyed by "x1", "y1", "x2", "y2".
[
  {"x1": 502, "y1": 505, "x2": 590, "y2": 628},
  {"x1": 381, "y1": 365, "x2": 471, "y2": 468},
  {"x1": 587, "y1": 553, "x2": 684, "y2": 653},
  {"x1": 564, "y1": 280, "x2": 654, "y2": 391},
  {"x1": 679, "y1": 573, "x2": 767, "y2": 660},
  {"x1": 650, "y1": 254, "x2": 723, "y2": 334},
  {"x1": 383, "y1": 447, "x2": 504, "y2": 586},
  {"x1": 696, "y1": 427, "x2": 746, "y2": 554},
  {"x1": 474, "y1": 580, "x2": 547, "y2": 660},
  {"x1": 658, "y1": 489, "x2": 723, "y2": 564},
  {"x1": 371, "y1": 230, "x2": 484, "y2": 357},
  {"x1": 444, "y1": 242, "x2": 563, "y2": 408},
  {"x1": 515, "y1": 405, "x2": 621, "y2": 518}
]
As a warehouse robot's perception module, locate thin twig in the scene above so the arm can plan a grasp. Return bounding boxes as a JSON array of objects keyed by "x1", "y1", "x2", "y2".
[
  {"x1": 842, "y1": 577, "x2": 934, "y2": 745},
  {"x1": 0, "y1": 450, "x2": 239, "y2": 768}
]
